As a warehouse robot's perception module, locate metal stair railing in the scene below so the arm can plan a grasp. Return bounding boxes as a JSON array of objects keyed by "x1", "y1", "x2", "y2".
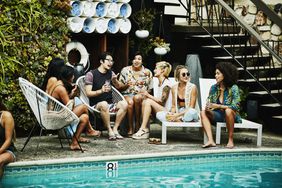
[{"x1": 179, "y1": 0, "x2": 282, "y2": 105}]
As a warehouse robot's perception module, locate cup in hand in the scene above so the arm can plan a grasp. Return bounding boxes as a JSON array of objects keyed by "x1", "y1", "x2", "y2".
[{"x1": 104, "y1": 80, "x2": 111, "y2": 92}]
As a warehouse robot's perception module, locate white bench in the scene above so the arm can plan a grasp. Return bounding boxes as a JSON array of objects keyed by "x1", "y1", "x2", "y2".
[
  {"x1": 216, "y1": 119, "x2": 262, "y2": 146},
  {"x1": 156, "y1": 78, "x2": 263, "y2": 146},
  {"x1": 155, "y1": 77, "x2": 214, "y2": 144}
]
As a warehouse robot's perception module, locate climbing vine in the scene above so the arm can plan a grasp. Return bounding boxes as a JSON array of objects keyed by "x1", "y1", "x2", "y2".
[{"x1": 0, "y1": 0, "x2": 71, "y2": 132}]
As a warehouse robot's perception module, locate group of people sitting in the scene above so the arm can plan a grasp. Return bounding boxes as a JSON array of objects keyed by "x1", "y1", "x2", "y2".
[
  {"x1": 0, "y1": 51, "x2": 241, "y2": 176},
  {"x1": 41, "y1": 51, "x2": 241, "y2": 150}
]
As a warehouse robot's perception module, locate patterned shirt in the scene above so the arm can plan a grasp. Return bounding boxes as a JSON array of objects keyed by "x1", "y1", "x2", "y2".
[
  {"x1": 119, "y1": 66, "x2": 153, "y2": 95},
  {"x1": 208, "y1": 83, "x2": 242, "y2": 123}
]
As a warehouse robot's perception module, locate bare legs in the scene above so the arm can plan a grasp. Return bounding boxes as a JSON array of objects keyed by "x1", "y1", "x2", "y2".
[
  {"x1": 112, "y1": 100, "x2": 128, "y2": 134},
  {"x1": 96, "y1": 101, "x2": 128, "y2": 139},
  {"x1": 200, "y1": 110, "x2": 216, "y2": 148},
  {"x1": 73, "y1": 104, "x2": 101, "y2": 137},
  {"x1": 124, "y1": 96, "x2": 134, "y2": 135},
  {"x1": 70, "y1": 113, "x2": 88, "y2": 150},
  {"x1": 0, "y1": 152, "x2": 15, "y2": 178},
  {"x1": 225, "y1": 108, "x2": 235, "y2": 148},
  {"x1": 201, "y1": 108, "x2": 235, "y2": 148},
  {"x1": 124, "y1": 94, "x2": 143, "y2": 135},
  {"x1": 139, "y1": 98, "x2": 165, "y2": 130},
  {"x1": 96, "y1": 101, "x2": 113, "y2": 136}
]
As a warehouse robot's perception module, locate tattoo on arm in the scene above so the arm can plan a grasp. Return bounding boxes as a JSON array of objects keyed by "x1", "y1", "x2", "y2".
[{"x1": 161, "y1": 86, "x2": 171, "y2": 105}]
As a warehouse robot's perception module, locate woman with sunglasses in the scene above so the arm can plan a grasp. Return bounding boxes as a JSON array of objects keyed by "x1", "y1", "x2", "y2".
[
  {"x1": 201, "y1": 62, "x2": 241, "y2": 149},
  {"x1": 157, "y1": 65, "x2": 200, "y2": 123},
  {"x1": 132, "y1": 61, "x2": 172, "y2": 139}
]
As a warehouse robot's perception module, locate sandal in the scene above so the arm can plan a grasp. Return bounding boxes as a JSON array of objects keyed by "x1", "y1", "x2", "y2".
[
  {"x1": 114, "y1": 132, "x2": 124, "y2": 139},
  {"x1": 108, "y1": 132, "x2": 116, "y2": 141},
  {"x1": 132, "y1": 129, "x2": 149, "y2": 140},
  {"x1": 148, "y1": 138, "x2": 161, "y2": 145}
]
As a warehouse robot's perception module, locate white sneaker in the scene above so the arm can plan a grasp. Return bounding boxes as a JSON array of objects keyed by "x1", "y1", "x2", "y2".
[{"x1": 132, "y1": 129, "x2": 149, "y2": 139}]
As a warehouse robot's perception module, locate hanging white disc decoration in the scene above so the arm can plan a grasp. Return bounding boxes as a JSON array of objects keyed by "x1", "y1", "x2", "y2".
[{"x1": 66, "y1": 42, "x2": 89, "y2": 69}]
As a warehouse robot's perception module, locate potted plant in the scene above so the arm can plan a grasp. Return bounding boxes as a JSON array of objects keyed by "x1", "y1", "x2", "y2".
[
  {"x1": 150, "y1": 37, "x2": 170, "y2": 55},
  {"x1": 132, "y1": 8, "x2": 155, "y2": 38}
]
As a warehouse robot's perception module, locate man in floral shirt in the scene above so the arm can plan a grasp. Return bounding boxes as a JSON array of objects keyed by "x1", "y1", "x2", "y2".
[{"x1": 118, "y1": 51, "x2": 153, "y2": 137}]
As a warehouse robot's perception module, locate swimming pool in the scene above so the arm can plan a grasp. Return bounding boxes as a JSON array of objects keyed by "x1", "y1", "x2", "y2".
[{"x1": 1, "y1": 150, "x2": 282, "y2": 187}]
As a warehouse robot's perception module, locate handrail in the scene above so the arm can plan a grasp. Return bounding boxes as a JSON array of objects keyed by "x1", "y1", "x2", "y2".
[
  {"x1": 216, "y1": 0, "x2": 282, "y2": 63},
  {"x1": 182, "y1": 0, "x2": 282, "y2": 104}
]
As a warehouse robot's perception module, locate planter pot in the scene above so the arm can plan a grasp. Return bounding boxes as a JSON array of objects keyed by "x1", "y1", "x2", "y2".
[
  {"x1": 154, "y1": 47, "x2": 167, "y2": 55},
  {"x1": 135, "y1": 30, "x2": 149, "y2": 38}
]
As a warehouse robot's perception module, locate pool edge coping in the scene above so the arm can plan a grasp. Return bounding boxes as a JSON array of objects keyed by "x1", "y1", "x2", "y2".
[{"x1": 9, "y1": 147, "x2": 282, "y2": 167}]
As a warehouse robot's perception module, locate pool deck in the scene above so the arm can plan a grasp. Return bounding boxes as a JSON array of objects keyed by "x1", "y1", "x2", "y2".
[{"x1": 11, "y1": 124, "x2": 282, "y2": 166}]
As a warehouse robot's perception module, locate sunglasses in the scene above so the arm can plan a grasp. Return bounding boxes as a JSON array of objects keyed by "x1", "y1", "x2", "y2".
[{"x1": 181, "y1": 72, "x2": 190, "y2": 77}]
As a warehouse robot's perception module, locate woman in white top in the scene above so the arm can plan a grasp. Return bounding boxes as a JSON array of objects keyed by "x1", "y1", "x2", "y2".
[
  {"x1": 157, "y1": 65, "x2": 199, "y2": 123},
  {"x1": 132, "y1": 61, "x2": 172, "y2": 139}
]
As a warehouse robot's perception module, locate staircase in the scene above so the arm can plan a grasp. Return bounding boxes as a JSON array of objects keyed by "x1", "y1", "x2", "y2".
[{"x1": 155, "y1": 0, "x2": 282, "y2": 131}]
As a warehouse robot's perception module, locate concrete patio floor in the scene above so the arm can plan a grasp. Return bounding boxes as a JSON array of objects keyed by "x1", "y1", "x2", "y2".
[{"x1": 12, "y1": 123, "x2": 282, "y2": 164}]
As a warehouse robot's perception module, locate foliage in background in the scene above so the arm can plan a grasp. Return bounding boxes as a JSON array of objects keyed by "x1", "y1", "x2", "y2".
[
  {"x1": 131, "y1": 8, "x2": 156, "y2": 59},
  {"x1": 0, "y1": 0, "x2": 71, "y2": 131},
  {"x1": 150, "y1": 36, "x2": 171, "y2": 52}
]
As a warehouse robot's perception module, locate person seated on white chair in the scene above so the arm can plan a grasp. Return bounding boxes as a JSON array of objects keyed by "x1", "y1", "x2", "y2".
[
  {"x1": 43, "y1": 58, "x2": 101, "y2": 138},
  {"x1": 157, "y1": 65, "x2": 200, "y2": 123},
  {"x1": 201, "y1": 62, "x2": 241, "y2": 149},
  {"x1": 85, "y1": 52, "x2": 128, "y2": 140},
  {"x1": 132, "y1": 61, "x2": 173, "y2": 139},
  {"x1": 47, "y1": 65, "x2": 91, "y2": 150}
]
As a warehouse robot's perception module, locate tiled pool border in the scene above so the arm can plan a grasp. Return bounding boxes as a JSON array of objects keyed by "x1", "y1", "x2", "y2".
[{"x1": 5, "y1": 148, "x2": 282, "y2": 175}]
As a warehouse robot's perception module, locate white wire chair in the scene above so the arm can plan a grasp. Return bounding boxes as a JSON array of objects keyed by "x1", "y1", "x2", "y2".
[
  {"x1": 19, "y1": 77, "x2": 83, "y2": 152},
  {"x1": 76, "y1": 75, "x2": 125, "y2": 126}
]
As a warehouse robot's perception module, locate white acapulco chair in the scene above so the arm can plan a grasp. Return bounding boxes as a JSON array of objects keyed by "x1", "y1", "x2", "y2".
[
  {"x1": 76, "y1": 75, "x2": 125, "y2": 126},
  {"x1": 18, "y1": 77, "x2": 84, "y2": 152}
]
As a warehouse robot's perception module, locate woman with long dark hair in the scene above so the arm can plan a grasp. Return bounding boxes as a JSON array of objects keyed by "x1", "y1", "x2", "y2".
[
  {"x1": 43, "y1": 58, "x2": 101, "y2": 138},
  {"x1": 46, "y1": 65, "x2": 96, "y2": 150},
  {"x1": 201, "y1": 62, "x2": 241, "y2": 149}
]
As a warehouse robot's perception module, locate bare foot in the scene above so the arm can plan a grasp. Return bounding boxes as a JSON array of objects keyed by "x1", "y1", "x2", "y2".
[
  {"x1": 70, "y1": 144, "x2": 87, "y2": 151},
  {"x1": 78, "y1": 137, "x2": 90, "y2": 143},
  {"x1": 225, "y1": 144, "x2": 234, "y2": 149},
  {"x1": 86, "y1": 129, "x2": 101, "y2": 137},
  {"x1": 202, "y1": 142, "x2": 216, "y2": 148}
]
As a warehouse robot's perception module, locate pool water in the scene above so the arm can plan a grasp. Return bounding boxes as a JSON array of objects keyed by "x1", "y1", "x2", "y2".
[{"x1": 1, "y1": 152, "x2": 282, "y2": 187}]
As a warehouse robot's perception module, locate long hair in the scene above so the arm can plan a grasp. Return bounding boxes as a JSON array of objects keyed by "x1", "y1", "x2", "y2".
[
  {"x1": 216, "y1": 62, "x2": 238, "y2": 87},
  {"x1": 41, "y1": 58, "x2": 65, "y2": 91},
  {"x1": 59, "y1": 65, "x2": 75, "y2": 94}
]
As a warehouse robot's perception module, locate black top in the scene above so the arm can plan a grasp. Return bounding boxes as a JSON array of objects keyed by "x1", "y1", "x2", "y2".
[
  {"x1": 0, "y1": 111, "x2": 15, "y2": 152},
  {"x1": 89, "y1": 69, "x2": 113, "y2": 106}
]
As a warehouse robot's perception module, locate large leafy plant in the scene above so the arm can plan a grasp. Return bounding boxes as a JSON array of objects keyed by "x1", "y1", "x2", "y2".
[{"x1": 0, "y1": 0, "x2": 71, "y2": 132}]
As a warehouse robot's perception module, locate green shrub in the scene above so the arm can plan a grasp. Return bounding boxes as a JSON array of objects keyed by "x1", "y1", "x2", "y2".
[{"x1": 0, "y1": 0, "x2": 70, "y2": 132}]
